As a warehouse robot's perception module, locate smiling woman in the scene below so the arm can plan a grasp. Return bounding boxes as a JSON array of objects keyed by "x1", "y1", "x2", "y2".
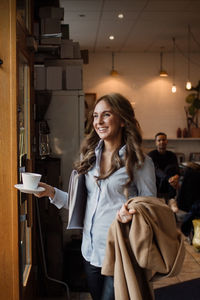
[{"x1": 34, "y1": 92, "x2": 156, "y2": 300}]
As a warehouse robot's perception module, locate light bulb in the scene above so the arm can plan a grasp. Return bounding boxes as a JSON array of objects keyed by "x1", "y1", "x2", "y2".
[
  {"x1": 118, "y1": 13, "x2": 124, "y2": 19},
  {"x1": 172, "y1": 84, "x2": 176, "y2": 93},
  {"x1": 186, "y1": 81, "x2": 192, "y2": 90}
]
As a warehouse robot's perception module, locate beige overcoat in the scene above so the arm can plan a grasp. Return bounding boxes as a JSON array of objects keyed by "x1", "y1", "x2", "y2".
[{"x1": 101, "y1": 197, "x2": 185, "y2": 300}]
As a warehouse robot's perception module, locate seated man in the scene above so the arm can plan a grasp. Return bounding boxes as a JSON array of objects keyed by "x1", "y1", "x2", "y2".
[{"x1": 148, "y1": 132, "x2": 180, "y2": 212}]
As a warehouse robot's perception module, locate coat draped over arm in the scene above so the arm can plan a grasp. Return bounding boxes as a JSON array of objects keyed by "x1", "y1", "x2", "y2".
[{"x1": 101, "y1": 197, "x2": 185, "y2": 300}]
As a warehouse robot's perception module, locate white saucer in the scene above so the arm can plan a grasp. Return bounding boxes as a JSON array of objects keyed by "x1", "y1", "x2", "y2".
[{"x1": 14, "y1": 184, "x2": 45, "y2": 194}]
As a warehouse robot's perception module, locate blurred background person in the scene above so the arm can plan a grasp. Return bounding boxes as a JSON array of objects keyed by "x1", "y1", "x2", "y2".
[{"x1": 148, "y1": 132, "x2": 179, "y2": 212}]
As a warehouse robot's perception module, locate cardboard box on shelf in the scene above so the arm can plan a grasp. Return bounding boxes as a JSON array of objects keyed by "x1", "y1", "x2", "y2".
[
  {"x1": 44, "y1": 59, "x2": 83, "y2": 90},
  {"x1": 41, "y1": 18, "x2": 61, "y2": 35},
  {"x1": 81, "y1": 50, "x2": 89, "y2": 64},
  {"x1": 34, "y1": 65, "x2": 46, "y2": 90},
  {"x1": 61, "y1": 24, "x2": 70, "y2": 39},
  {"x1": 60, "y1": 39, "x2": 74, "y2": 58},
  {"x1": 45, "y1": 59, "x2": 83, "y2": 68},
  {"x1": 66, "y1": 65, "x2": 82, "y2": 90},
  {"x1": 46, "y1": 66, "x2": 62, "y2": 90},
  {"x1": 39, "y1": 6, "x2": 64, "y2": 20},
  {"x1": 40, "y1": 37, "x2": 61, "y2": 45},
  {"x1": 73, "y1": 42, "x2": 81, "y2": 59}
]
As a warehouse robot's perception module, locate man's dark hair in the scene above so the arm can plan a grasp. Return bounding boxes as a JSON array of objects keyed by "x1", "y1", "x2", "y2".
[{"x1": 155, "y1": 132, "x2": 167, "y2": 139}]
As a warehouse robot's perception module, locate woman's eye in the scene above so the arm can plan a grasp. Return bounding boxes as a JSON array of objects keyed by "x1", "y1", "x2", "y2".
[{"x1": 104, "y1": 113, "x2": 110, "y2": 117}]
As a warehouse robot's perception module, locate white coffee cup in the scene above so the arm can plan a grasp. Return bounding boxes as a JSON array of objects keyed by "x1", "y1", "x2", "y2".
[{"x1": 22, "y1": 172, "x2": 42, "y2": 190}]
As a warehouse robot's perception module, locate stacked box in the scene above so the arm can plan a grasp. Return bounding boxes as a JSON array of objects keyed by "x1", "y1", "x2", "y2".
[
  {"x1": 60, "y1": 40, "x2": 74, "y2": 58},
  {"x1": 39, "y1": 7, "x2": 64, "y2": 20},
  {"x1": 44, "y1": 59, "x2": 83, "y2": 90},
  {"x1": 81, "y1": 50, "x2": 89, "y2": 64},
  {"x1": 61, "y1": 24, "x2": 70, "y2": 40},
  {"x1": 73, "y1": 42, "x2": 81, "y2": 59},
  {"x1": 41, "y1": 19, "x2": 61, "y2": 35},
  {"x1": 40, "y1": 18, "x2": 61, "y2": 45},
  {"x1": 39, "y1": 6, "x2": 63, "y2": 45},
  {"x1": 40, "y1": 37, "x2": 61, "y2": 45},
  {"x1": 66, "y1": 65, "x2": 82, "y2": 90},
  {"x1": 46, "y1": 66, "x2": 62, "y2": 90}
]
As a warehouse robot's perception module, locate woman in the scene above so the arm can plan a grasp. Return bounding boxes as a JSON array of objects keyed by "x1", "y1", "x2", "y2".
[{"x1": 35, "y1": 93, "x2": 156, "y2": 300}]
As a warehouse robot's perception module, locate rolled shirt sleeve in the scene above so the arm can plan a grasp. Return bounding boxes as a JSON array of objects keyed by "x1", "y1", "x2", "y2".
[{"x1": 49, "y1": 187, "x2": 68, "y2": 209}]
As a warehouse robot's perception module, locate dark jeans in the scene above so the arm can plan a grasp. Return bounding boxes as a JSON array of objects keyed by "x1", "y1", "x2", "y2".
[{"x1": 83, "y1": 258, "x2": 115, "y2": 300}]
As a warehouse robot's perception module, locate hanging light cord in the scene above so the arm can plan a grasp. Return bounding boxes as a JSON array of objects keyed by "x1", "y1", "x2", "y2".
[
  {"x1": 173, "y1": 27, "x2": 200, "y2": 69},
  {"x1": 160, "y1": 51, "x2": 163, "y2": 71},
  {"x1": 187, "y1": 25, "x2": 191, "y2": 80},
  {"x1": 112, "y1": 52, "x2": 115, "y2": 70},
  {"x1": 172, "y1": 37, "x2": 176, "y2": 83},
  {"x1": 190, "y1": 29, "x2": 200, "y2": 49}
]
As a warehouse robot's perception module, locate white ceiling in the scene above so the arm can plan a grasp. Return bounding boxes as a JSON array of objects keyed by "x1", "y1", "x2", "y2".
[{"x1": 60, "y1": 0, "x2": 200, "y2": 53}]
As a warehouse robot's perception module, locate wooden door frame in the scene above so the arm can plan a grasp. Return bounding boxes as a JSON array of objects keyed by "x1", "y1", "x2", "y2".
[
  {"x1": 0, "y1": 0, "x2": 19, "y2": 299},
  {"x1": 16, "y1": 3, "x2": 36, "y2": 299}
]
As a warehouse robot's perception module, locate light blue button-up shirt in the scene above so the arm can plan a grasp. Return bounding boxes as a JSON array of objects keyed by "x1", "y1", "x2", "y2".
[{"x1": 50, "y1": 140, "x2": 156, "y2": 267}]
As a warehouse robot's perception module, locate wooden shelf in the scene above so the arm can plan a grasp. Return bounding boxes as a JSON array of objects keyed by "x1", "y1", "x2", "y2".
[{"x1": 143, "y1": 138, "x2": 200, "y2": 141}]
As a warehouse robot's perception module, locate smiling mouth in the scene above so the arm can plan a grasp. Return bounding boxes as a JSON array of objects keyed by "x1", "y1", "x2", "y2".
[{"x1": 98, "y1": 127, "x2": 107, "y2": 132}]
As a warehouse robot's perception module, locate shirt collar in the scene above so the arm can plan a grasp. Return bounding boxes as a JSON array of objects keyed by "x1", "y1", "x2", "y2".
[
  {"x1": 95, "y1": 139, "x2": 126, "y2": 159},
  {"x1": 94, "y1": 140, "x2": 126, "y2": 176},
  {"x1": 119, "y1": 144, "x2": 126, "y2": 157}
]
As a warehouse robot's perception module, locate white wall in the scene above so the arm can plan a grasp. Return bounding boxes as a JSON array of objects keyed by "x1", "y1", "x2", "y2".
[{"x1": 83, "y1": 52, "x2": 200, "y2": 138}]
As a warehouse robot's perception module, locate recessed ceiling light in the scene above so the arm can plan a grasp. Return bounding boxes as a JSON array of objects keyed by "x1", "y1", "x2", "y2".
[
  {"x1": 118, "y1": 13, "x2": 124, "y2": 19},
  {"x1": 109, "y1": 35, "x2": 114, "y2": 40},
  {"x1": 79, "y1": 14, "x2": 85, "y2": 17}
]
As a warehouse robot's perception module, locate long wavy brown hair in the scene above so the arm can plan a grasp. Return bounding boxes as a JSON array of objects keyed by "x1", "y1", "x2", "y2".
[{"x1": 74, "y1": 93, "x2": 145, "y2": 189}]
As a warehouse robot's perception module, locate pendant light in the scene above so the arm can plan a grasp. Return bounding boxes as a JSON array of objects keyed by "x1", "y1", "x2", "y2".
[
  {"x1": 186, "y1": 25, "x2": 192, "y2": 90},
  {"x1": 159, "y1": 47, "x2": 168, "y2": 77},
  {"x1": 171, "y1": 37, "x2": 177, "y2": 93},
  {"x1": 110, "y1": 52, "x2": 119, "y2": 76}
]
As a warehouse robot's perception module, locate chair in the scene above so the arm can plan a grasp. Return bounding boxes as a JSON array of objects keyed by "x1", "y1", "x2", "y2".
[
  {"x1": 177, "y1": 166, "x2": 200, "y2": 212},
  {"x1": 189, "y1": 152, "x2": 200, "y2": 161},
  {"x1": 177, "y1": 165, "x2": 200, "y2": 237},
  {"x1": 175, "y1": 152, "x2": 185, "y2": 164}
]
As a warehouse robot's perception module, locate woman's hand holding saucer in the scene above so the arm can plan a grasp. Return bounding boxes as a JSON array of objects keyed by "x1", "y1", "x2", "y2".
[{"x1": 34, "y1": 182, "x2": 55, "y2": 199}]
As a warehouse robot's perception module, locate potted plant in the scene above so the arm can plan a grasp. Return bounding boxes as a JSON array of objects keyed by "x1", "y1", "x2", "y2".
[{"x1": 185, "y1": 81, "x2": 200, "y2": 137}]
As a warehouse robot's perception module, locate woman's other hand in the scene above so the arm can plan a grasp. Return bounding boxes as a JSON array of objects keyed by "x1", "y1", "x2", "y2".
[
  {"x1": 117, "y1": 203, "x2": 136, "y2": 223},
  {"x1": 34, "y1": 182, "x2": 55, "y2": 199}
]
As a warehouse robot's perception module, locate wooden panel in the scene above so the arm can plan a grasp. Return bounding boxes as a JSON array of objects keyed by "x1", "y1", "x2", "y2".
[{"x1": 0, "y1": 0, "x2": 19, "y2": 300}]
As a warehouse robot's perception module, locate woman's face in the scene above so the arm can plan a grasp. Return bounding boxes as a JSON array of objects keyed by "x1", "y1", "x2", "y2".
[{"x1": 93, "y1": 99, "x2": 124, "y2": 143}]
